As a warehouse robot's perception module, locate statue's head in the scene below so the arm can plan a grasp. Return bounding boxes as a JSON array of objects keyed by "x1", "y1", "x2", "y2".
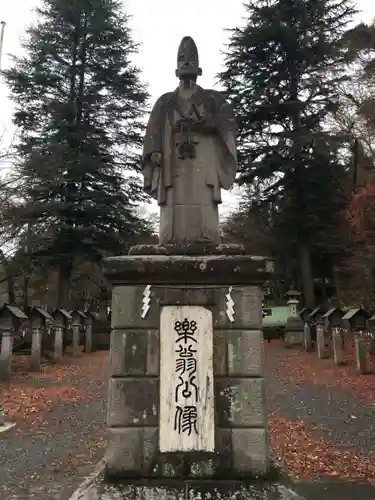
[{"x1": 175, "y1": 36, "x2": 202, "y2": 81}]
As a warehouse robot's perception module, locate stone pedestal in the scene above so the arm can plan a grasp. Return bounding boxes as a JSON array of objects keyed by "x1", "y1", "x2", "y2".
[
  {"x1": 283, "y1": 294, "x2": 303, "y2": 348},
  {"x1": 72, "y1": 323, "x2": 81, "y2": 357},
  {"x1": 102, "y1": 249, "x2": 272, "y2": 480},
  {"x1": 355, "y1": 335, "x2": 368, "y2": 374},
  {"x1": 303, "y1": 323, "x2": 312, "y2": 352},
  {"x1": 332, "y1": 327, "x2": 344, "y2": 365},
  {"x1": 53, "y1": 326, "x2": 64, "y2": 361},
  {"x1": 30, "y1": 328, "x2": 42, "y2": 371},
  {"x1": 0, "y1": 331, "x2": 13, "y2": 380},
  {"x1": 316, "y1": 323, "x2": 330, "y2": 359},
  {"x1": 84, "y1": 318, "x2": 93, "y2": 353}
]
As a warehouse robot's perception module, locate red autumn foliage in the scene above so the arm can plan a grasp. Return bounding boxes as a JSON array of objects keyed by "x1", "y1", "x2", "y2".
[{"x1": 265, "y1": 339, "x2": 375, "y2": 405}]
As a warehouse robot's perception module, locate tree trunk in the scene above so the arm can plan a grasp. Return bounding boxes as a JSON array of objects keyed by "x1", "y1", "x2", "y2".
[
  {"x1": 299, "y1": 243, "x2": 315, "y2": 308},
  {"x1": 57, "y1": 262, "x2": 73, "y2": 309},
  {"x1": 23, "y1": 276, "x2": 29, "y2": 310},
  {"x1": 7, "y1": 274, "x2": 15, "y2": 305}
]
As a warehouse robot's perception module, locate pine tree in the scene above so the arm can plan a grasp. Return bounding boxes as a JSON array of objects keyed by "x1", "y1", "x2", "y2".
[
  {"x1": 3, "y1": 0, "x2": 151, "y2": 306},
  {"x1": 219, "y1": 0, "x2": 355, "y2": 306}
]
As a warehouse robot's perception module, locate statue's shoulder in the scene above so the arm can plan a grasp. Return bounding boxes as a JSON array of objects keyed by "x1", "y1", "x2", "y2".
[
  {"x1": 153, "y1": 92, "x2": 175, "y2": 109},
  {"x1": 201, "y1": 87, "x2": 228, "y2": 106}
]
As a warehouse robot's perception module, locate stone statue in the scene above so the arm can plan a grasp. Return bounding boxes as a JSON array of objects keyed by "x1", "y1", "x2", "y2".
[{"x1": 142, "y1": 36, "x2": 237, "y2": 245}]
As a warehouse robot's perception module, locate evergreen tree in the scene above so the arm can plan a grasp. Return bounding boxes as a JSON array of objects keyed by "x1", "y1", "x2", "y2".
[
  {"x1": 3, "y1": 0, "x2": 151, "y2": 305},
  {"x1": 219, "y1": 0, "x2": 355, "y2": 306}
]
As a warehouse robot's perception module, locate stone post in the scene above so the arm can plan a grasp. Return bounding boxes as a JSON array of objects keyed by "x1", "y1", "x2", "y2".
[
  {"x1": 0, "y1": 309, "x2": 14, "y2": 380},
  {"x1": 303, "y1": 322, "x2": 312, "y2": 352},
  {"x1": 316, "y1": 321, "x2": 329, "y2": 359},
  {"x1": 53, "y1": 318, "x2": 64, "y2": 362},
  {"x1": 355, "y1": 334, "x2": 368, "y2": 374},
  {"x1": 30, "y1": 327, "x2": 42, "y2": 371},
  {"x1": 28, "y1": 312, "x2": 43, "y2": 371},
  {"x1": 0, "y1": 331, "x2": 13, "y2": 380},
  {"x1": 332, "y1": 327, "x2": 344, "y2": 365},
  {"x1": 84, "y1": 315, "x2": 93, "y2": 353},
  {"x1": 284, "y1": 290, "x2": 303, "y2": 348},
  {"x1": 102, "y1": 249, "x2": 272, "y2": 480},
  {"x1": 71, "y1": 320, "x2": 81, "y2": 357}
]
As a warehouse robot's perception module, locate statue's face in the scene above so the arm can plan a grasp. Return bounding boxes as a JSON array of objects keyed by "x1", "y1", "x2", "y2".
[{"x1": 176, "y1": 37, "x2": 202, "y2": 80}]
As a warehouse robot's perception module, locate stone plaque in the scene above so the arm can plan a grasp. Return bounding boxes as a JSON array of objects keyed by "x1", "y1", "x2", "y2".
[{"x1": 159, "y1": 305, "x2": 215, "y2": 453}]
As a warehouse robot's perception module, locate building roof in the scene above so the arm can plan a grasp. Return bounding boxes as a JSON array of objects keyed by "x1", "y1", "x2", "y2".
[
  {"x1": 308, "y1": 307, "x2": 322, "y2": 318},
  {"x1": 52, "y1": 308, "x2": 72, "y2": 320},
  {"x1": 70, "y1": 309, "x2": 87, "y2": 319},
  {"x1": 2, "y1": 305, "x2": 28, "y2": 320},
  {"x1": 33, "y1": 307, "x2": 53, "y2": 320},
  {"x1": 322, "y1": 307, "x2": 342, "y2": 319},
  {"x1": 342, "y1": 308, "x2": 367, "y2": 320},
  {"x1": 299, "y1": 307, "x2": 311, "y2": 316}
]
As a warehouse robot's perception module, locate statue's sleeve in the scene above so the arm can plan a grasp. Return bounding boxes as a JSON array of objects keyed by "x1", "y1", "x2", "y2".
[
  {"x1": 216, "y1": 97, "x2": 237, "y2": 190},
  {"x1": 142, "y1": 95, "x2": 168, "y2": 199}
]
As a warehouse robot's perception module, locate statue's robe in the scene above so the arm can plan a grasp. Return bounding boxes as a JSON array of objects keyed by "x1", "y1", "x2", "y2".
[{"x1": 142, "y1": 85, "x2": 237, "y2": 245}]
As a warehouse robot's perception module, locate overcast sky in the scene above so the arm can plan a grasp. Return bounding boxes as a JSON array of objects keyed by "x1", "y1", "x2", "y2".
[{"x1": 1, "y1": 0, "x2": 375, "y2": 216}]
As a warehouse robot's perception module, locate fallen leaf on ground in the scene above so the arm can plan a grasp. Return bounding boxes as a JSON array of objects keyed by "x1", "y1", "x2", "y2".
[
  {"x1": 0, "y1": 351, "x2": 109, "y2": 426},
  {"x1": 265, "y1": 340, "x2": 375, "y2": 404},
  {"x1": 269, "y1": 413, "x2": 375, "y2": 483}
]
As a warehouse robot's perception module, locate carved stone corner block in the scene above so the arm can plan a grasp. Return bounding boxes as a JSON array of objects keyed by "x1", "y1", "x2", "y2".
[
  {"x1": 232, "y1": 428, "x2": 269, "y2": 477},
  {"x1": 107, "y1": 378, "x2": 158, "y2": 427},
  {"x1": 147, "y1": 329, "x2": 159, "y2": 376},
  {"x1": 215, "y1": 378, "x2": 267, "y2": 427},
  {"x1": 105, "y1": 427, "x2": 158, "y2": 478},
  {"x1": 213, "y1": 330, "x2": 228, "y2": 376},
  {"x1": 227, "y1": 330, "x2": 264, "y2": 377},
  {"x1": 111, "y1": 285, "x2": 159, "y2": 329},
  {"x1": 214, "y1": 286, "x2": 262, "y2": 330},
  {"x1": 110, "y1": 329, "x2": 148, "y2": 376}
]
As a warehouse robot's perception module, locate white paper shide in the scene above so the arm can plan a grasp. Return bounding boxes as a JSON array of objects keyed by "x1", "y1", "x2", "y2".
[{"x1": 159, "y1": 305, "x2": 215, "y2": 453}]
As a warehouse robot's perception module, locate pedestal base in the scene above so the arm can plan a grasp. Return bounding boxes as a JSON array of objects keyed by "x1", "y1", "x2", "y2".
[{"x1": 103, "y1": 252, "x2": 272, "y2": 479}]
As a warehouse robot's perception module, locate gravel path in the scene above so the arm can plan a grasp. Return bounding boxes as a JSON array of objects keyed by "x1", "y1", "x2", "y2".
[
  {"x1": 0, "y1": 399, "x2": 107, "y2": 500},
  {"x1": 0, "y1": 350, "x2": 109, "y2": 500}
]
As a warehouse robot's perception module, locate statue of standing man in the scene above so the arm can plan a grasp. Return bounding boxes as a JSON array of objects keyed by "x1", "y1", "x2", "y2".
[{"x1": 142, "y1": 36, "x2": 237, "y2": 246}]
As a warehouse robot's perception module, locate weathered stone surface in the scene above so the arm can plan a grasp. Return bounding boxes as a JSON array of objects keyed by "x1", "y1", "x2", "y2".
[
  {"x1": 110, "y1": 330, "x2": 148, "y2": 376},
  {"x1": 107, "y1": 378, "x2": 158, "y2": 427},
  {"x1": 157, "y1": 454, "x2": 185, "y2": 477},
  {"x1": 227, "y1": 330, "x2": 264, "y2": 377},
  {"x1": 103, "y1": 255, "x2": 273, "y2": 286},
  {"x1": 159, "y1": 287, "x2": 215, "y2": 307},
  {"x1": 215, "y1": 378, "x2": 266, "y2": 427},
  {"x1": 111, "y1": 286, "x2": 159, "y2": 329},
  {"x1": 232, "y1": 428, "x2": 269, "y2": 477},
  {"x1": 105, "y1": 427, "x2": 157, "y2": 477},
  {"x1": 68, "y1": 475, "x2": 306, "y2": 500},
  {"x1": 215, "y1": 428, "x2": 233, "y2": 474},
  {"x1": 213, "y1": 330, "x2": 227, "y2": 376},
  {"x1": 215, "y1": 286, "x2": 263, "y2": 330},
  {"x1": 30, "y1": 329, "x2": 42, "y2": 372},
  {"x1": 0, "y1": 332, "x2": 13, "y2": 380},
  {"x1": 146, "y1": 330, "x2": 159, "y2": 376},
  {"x1": 129, "y1": 243, "x2": 246, "y2": 255},
  {"x1": 284, "y1": 330, "x2": 303, "y2": 348}
]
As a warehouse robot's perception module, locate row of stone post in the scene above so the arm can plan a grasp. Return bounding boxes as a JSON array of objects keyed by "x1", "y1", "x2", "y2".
[
  {"x1": 0, "y1": 305, "x2": 96, "y2": 380},
  {"x1": 285, "y1": 301, "x2": 375, "y2": 374}
]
